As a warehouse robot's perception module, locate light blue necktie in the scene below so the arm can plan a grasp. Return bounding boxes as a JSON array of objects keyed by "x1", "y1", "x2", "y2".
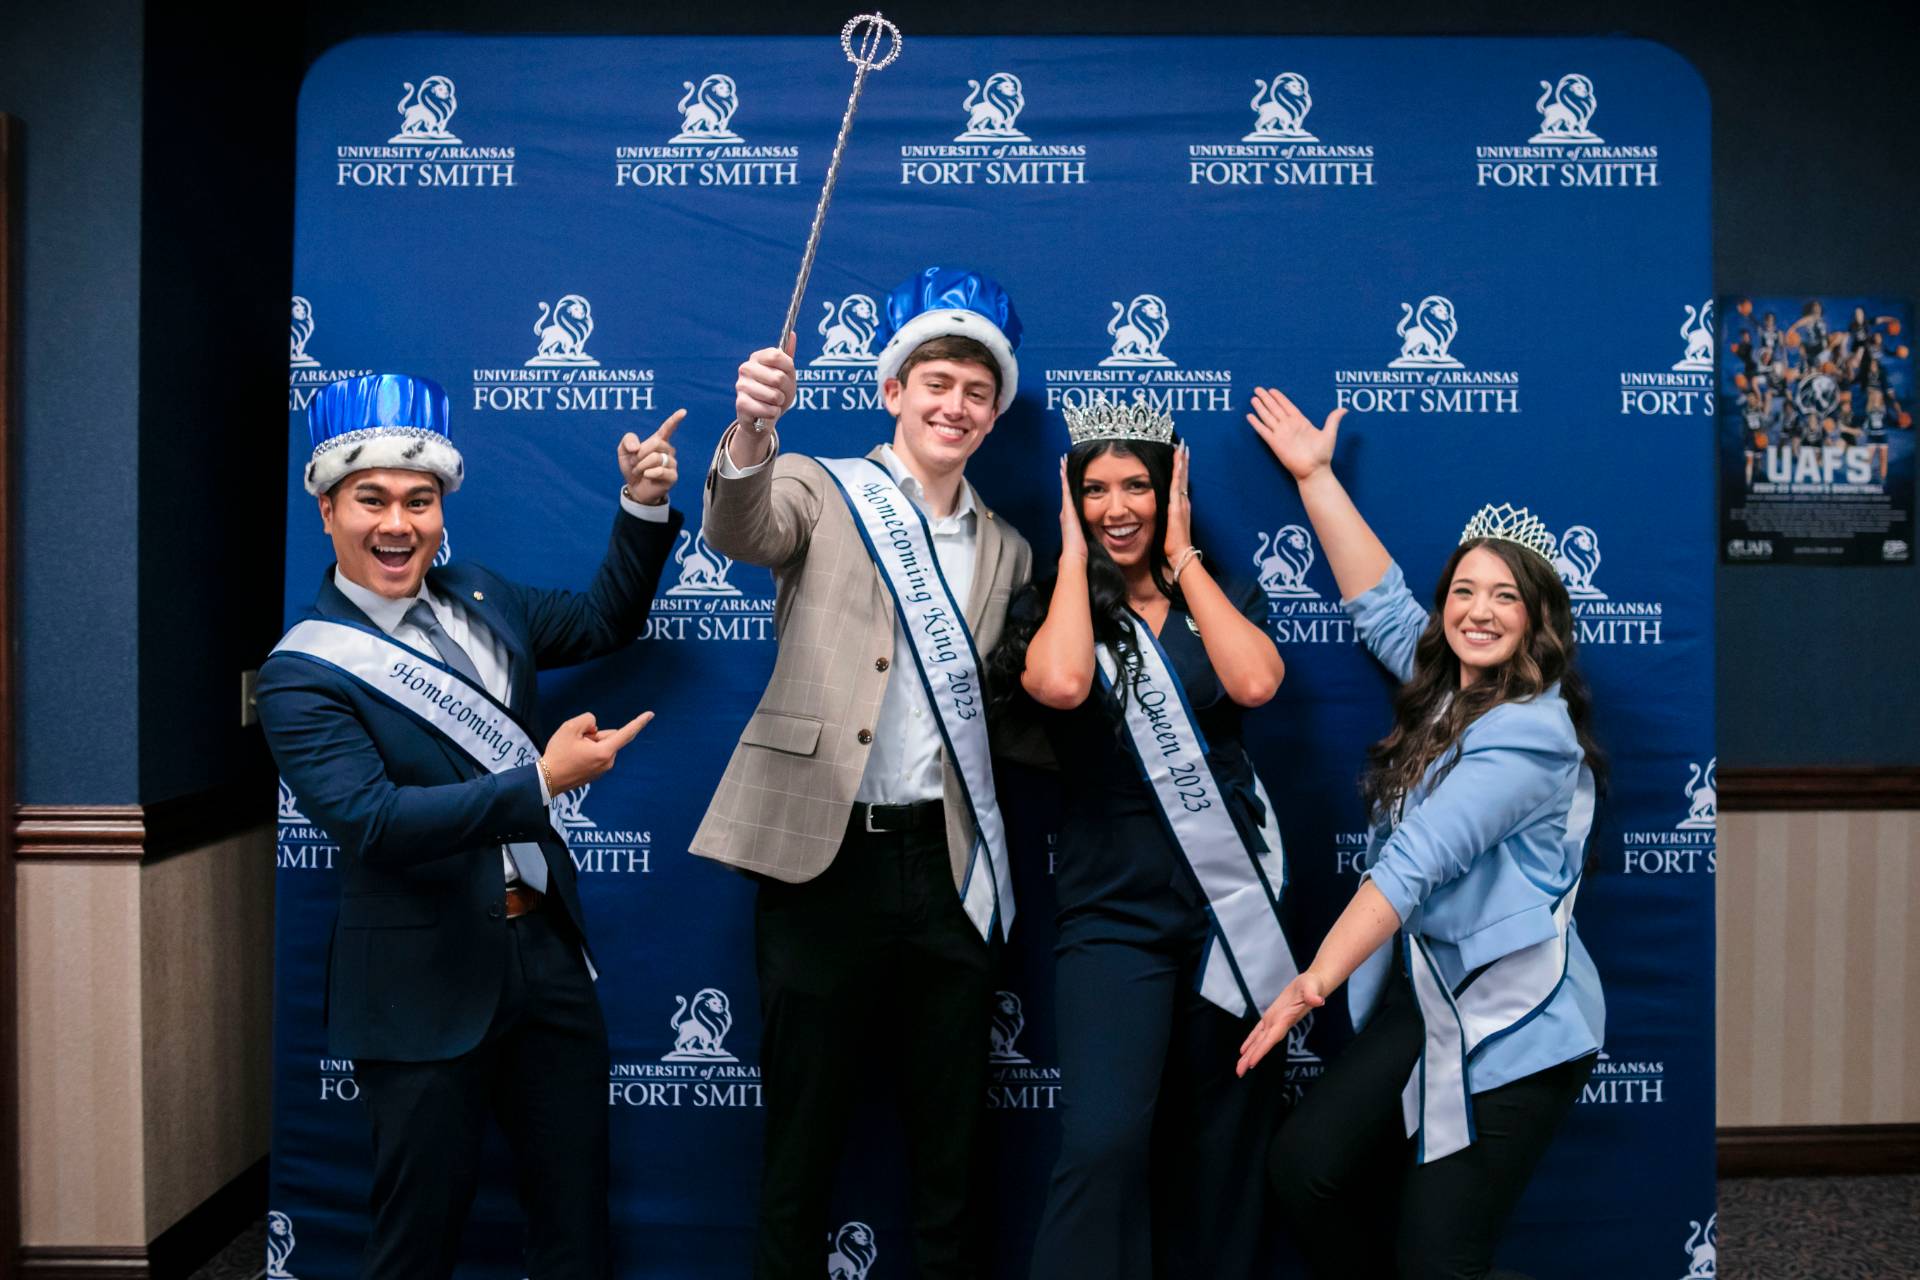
[{"x1": 404, "y1": 601, "x2": 549, "y2": 893}]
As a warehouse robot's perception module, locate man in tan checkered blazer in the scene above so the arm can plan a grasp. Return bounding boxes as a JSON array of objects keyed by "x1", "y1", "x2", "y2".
[{"x1": 691, "y1": 268, "x2": 1032, "y2": 1280}]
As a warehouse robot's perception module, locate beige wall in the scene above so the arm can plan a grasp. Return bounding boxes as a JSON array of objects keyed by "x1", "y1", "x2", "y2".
[
  {"x1": 140, "y1": 829, "x2": 275, "y2": 1236},
  {"x1": 1718, "y1": 809, "x2": 1920, "y2": 1127},
  {"x1": 14, "y1": 822, "x2": 274, "y2": 1246},
  {"x1": 16, "y1": 861, "x2": 146, "y2": 1245}
]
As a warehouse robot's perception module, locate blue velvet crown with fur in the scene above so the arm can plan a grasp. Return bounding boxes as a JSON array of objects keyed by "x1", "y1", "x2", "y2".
[
  {"x1": 304, "y1": 373, "x2": 465, "y2": 496},
  {"x1": 873, "y1": 267, "x2": 1023, "y2": 412}
]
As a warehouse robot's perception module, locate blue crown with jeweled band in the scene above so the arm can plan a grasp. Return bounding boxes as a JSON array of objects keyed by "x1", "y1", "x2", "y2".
[
  {"x1": 872, "y1": 267, "x2": 1023, "y2": 412},
  {"x1": 1459, "y1": 502, "x2": 1556, "y2": 564},
  {"x1": 303, "y1": 373, "x2": 465, "y2": 497},
  {"x1": 1062, "y1": 399, "x2": 1176, "y2": 447}
]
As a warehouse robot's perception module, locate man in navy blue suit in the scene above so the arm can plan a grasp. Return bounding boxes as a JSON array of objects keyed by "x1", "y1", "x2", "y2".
[{"x1": 257, "y1": 373, "x2": 684, "y2": 1279}]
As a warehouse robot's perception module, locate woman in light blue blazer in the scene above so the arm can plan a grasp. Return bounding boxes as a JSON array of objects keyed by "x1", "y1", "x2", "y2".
[{"x1": 1235, "y1": 387, "x2": 1604, "y2": 1280}]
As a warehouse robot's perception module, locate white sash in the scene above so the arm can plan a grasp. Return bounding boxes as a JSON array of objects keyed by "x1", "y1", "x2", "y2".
[
  {"x1": 1096, "y1": 624, "x2": 1297, "y2": 1017},
  {"x1": 1399, "y1": 765, "x2": 1594, "y2": 1163},
  {"x1": 271, "y1": 617, "x2": 565, "y2": 840},
  {"x1": 817, "y1": 457, "x2": 1013, "y2": 943}
]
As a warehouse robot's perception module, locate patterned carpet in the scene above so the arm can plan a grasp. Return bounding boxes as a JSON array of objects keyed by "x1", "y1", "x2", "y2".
[
  {"x1": 189, "y1": 1175, "x2": 1920, "y2": 1278},
  {"x1": 1718, "y1": 1175, "x2": 1920, "y2": 1279}
]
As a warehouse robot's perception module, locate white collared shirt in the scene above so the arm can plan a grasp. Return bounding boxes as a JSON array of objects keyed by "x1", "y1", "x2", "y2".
[{"x1": 718, "y1": 436, "x2": 979, "y2": 805}]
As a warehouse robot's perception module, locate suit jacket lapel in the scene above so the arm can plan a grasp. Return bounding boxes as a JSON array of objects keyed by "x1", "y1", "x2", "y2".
[{"x1": 964, "y1": 478, "x2": 1004, "y2": 634}]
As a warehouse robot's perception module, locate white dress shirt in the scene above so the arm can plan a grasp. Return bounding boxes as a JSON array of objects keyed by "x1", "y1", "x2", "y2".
[{"x1": 719, "y1": 436, "x2": 979, "y2": 805}]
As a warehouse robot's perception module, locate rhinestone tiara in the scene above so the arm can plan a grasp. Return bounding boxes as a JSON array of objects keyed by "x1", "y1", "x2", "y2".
[
  {"x1": 1459, "y1": 502, "x2": 1556, "y2": 563},
  {"x1": 1062, "y1": 399, "x2": 1176, "y2": 447}
]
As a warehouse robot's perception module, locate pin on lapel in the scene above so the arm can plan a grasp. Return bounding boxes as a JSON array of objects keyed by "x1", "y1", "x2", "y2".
[{"x1": 473, "y1": 590, "x2": 485, "y2": 601}]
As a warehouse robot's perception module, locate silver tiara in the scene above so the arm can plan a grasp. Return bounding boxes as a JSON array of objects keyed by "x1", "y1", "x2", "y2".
[
  {"x1": 1459, "y1": 503, "x2": 1556, "y2": 563},
  {"x1": 1062, "y1": 399, "x2": 1175, "y2": 447}
]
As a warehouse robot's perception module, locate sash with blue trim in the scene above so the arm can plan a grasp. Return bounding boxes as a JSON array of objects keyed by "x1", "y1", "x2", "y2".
[
  {"x1": 1096, "y1": 622, "x2": 1297, "y2": 1017},
  {"x1": 1398, "y1": 765, "x2": 1594, "y2": 1163},
  {"x1": 817, "y1": 457, "x2": 1013, "y2": 943},
  {"x1": 270, "y1": 617, "x2": 566, "y2": 841}
]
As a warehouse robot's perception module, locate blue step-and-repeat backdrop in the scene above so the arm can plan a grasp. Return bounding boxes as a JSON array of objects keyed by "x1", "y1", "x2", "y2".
[{"x1": 275, "y1": 35, "x2": 1716, "y2": 1279}]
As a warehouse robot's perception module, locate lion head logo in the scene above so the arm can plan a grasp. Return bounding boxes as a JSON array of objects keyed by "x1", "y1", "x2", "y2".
[
  {"x1": 1531, "y1": 73, "x2": 1600, "y2": 143},
  {"x1": 665, "y1": 987, "x2": 736, "y2": 1061},
  {"x1": 1245, "y1": 72, "x2": 1315, "y2": 142},
  {"x1": 276, "y1": 779, "x2": 307, "y2": 824},
  {"x1": 1675, "y1": 300, "x2": 1715, "y2": 372},
  {"x1": 528, "y1": 295, "x2": 597, "y2": 367},
  {"x1": 1100, "y1": 294, "x2": 1173, "y2": 367},
  {"x1": 814, "y1": 293, "x2": 882, "y2": 366},
  {"x1": 957, "y1": 71, "x2": 1028, "y2": 141},
  {"x1": 1795, "y1": 371, "x2": 1839, "y2": 423},
  {"x1": 1680, "y1": 1212, "x2": 1717, "y2": 1278},
  {"x1": 390, "y1": 75, "x2": 460, "y2": 144},
  {"x1": 1552, "y1": 525, "x2": 1606, "y2": 600},
  {"x1": 668, "y1": 526, "x2": 740, "y2": 597},
  {"x1": 1390, "y1": 295, "x2": 1461, "y2": 368},
  {"x1": 674, "y1": 74, "x2": 742, "y2": 142},
  {"x1": 266, "y1": 1211, "x2": 298, "y2": 1279},
  {"x1": 988, "y1": 990, "x2": 1028, "y2": 1063},
  {"x1": 1255, "y1": 525, "x2": 1317, "y2": 598},
  {"x1": 1680, "y1": 758, "x2": 1717, "y2": 830},
  {"x1": 290, "y1": 296, "x2": 317, "y2": 366},
  {"x1": 826, "y1": 1221, "x2": 878, "y2": 1280},
  {"x1": 550, "y1": 783, "x2": 593, "y2": 830},
  {"x1": 1284, "y1": 1009, "x2": 1321, "y2": 1063}
]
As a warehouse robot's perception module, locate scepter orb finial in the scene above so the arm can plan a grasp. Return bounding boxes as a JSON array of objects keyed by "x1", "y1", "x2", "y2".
[{"x1": 841, "y1": 13, "x2": 902, "y2": 71}]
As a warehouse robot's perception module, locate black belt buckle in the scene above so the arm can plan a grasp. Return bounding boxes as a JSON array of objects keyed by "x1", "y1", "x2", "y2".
[{"x1": 856, "y1": 800, "x2": 940, "y2": 834}]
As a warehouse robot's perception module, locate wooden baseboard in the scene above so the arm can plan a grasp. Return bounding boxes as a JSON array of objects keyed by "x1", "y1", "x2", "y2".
[
  {"x1": 15, "y1": 1248, "x2": 148, "y2": 1280},
  {"x1": 15, "y1": 1155, "x2": 264, "y2": 1280},
  {"x1": 1718, "y1": 1123, "x2": 1920, "y2": 1177},
  {"x1": 1718, "y1": 766, "x2": 1920, "y2": 811},
  {"x1": 12, "y1": 772, "x2": 274, "y2": 864}
]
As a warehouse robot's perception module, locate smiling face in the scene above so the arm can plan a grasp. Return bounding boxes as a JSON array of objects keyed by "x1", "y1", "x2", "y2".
[
  {"x1": 1442, "y1": 545, "x2": 1530, "y2": 684},
  {"x1": 883, "y1": 357, "x2": 1000, "y2": 480},
  {"x1": 1078, "y1": 448, "x2": 1158, "y2": 569},
  {"x1": 318, "y1": 468, "x2": 444, "y2": 599}
]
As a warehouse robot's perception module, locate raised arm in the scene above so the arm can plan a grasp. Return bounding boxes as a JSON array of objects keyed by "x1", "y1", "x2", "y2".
[
  {"x1": 1021, "y1": 459, "x2": 1097, "y2": 709},
  {"x1": 1166, "y1": 443, "x2": 1284, "y2": 706},
  {"x1": 1246, "y1": 387, "x2": 1391, "y2": 601},
  {"x1": 703, "y1": 340, "x2": 822, "y2": 569}
]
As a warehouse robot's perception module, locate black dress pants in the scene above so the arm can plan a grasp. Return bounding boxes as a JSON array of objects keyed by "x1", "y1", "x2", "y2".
[
  {"x1": 752, "y1": 818, "x2": 995, "y2": 1280},
  {"x1": 355, "y1": 906, "x2": 611, "y2": 1280},
  {"x1": 1029, "y1": 927, "x2": 1280, "y2": 1280},
  {"x1": 1268, "y1": 959, "x2": 1594, "y2": 1280}
]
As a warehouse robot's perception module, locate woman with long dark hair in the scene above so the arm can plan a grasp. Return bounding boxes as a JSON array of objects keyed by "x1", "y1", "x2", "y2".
[
  {"x1": 1235, "y1": 387, "x2": 1605, "y2": 1280},
  {"x1": 988, "y1": 400, "x2": 1295, "y2": 1279}
]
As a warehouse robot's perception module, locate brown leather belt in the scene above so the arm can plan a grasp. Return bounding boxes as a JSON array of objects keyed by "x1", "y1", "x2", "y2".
[{"x1": 504, "y1": 884, "x2": 543, "y2": 918}]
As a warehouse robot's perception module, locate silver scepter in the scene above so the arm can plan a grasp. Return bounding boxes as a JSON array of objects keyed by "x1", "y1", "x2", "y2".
[{"x1": 754, "y1": 13, "x2": 900, "y2": 430}]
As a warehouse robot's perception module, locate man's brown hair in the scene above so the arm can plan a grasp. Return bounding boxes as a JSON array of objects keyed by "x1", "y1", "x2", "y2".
[{"x1": 894, "y1": 335, "x2": 1001, "y2": 400}]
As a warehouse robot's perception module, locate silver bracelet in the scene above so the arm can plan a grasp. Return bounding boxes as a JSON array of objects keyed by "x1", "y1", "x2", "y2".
[{"x1": 1170, "y1": 546, "x2": 1203, "y2": 583}]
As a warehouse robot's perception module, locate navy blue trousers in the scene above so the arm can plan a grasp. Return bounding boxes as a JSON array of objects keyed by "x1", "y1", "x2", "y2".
[
  {"x1": 355, "y1": 907, "x2": 610, "y2": 1280},
  {"x1": 1029, "y1": 928, "x2": 1281, "y2": 1280}
]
